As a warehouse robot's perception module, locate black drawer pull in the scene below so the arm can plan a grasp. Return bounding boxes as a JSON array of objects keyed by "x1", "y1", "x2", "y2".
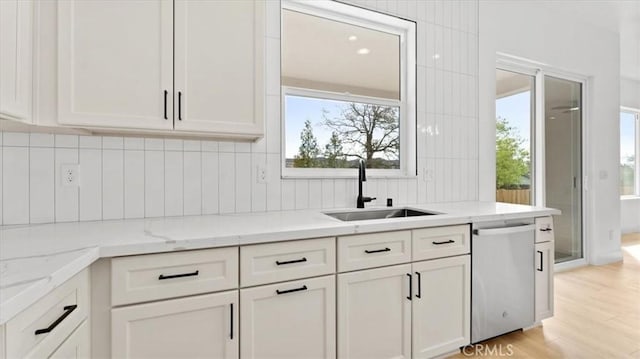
[
  {"x1": 407, "y1": 273, "x2": 412, "y2": 300},
  {"x1": 276, "y1": 257, "x2": 307, "y2": 265},
  {"x1": 230, "y1": 303, "x2": 234, "y2": 340},
  {"x1": 276, "y1": 285, "x2": 308, "y2": 295},
  {"x1": 364, "y1": 247, "x2": 391, "y2": 254},
  {"x1": 432, "y1": 239, "x2": 455, "y2": 245},
  {"x1": 163, "y1": 90, "x2": 168, "y2": 120},
  {"x1": 537, "y1": 251, "x2": 544, "y2": 272},
  {"x1": 540, "y1": 228, "x2": 552, "y2": 232},
  {"x1": 178, "y1": 91, "x2": 183, "y2": 121},
  {"x1": 158, "y1": 270, "x2": 199, "y2": 280},
  {"x1": 34, "y1": 305, "x2": 77, "y2": 335},
  {"x1": 415, "y1": 271, "x2": 422, "y2": 298}
]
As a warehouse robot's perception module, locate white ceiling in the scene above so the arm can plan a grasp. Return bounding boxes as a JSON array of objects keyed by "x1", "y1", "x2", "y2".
[
  {"x1": 281, "y1": 9, "x2": 400, "y2": 99},
  {"x1": 539, "y1": 0, "x2": 640, "y2": 81}
]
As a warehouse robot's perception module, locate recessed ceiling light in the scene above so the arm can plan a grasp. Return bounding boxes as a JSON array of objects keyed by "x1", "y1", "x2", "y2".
[
  {"x1": 550, "y1": 116, "x2": 556, "y2": 120},
  {"x1": 348, "y1": 35, "x2": 358, "y2": 41},
  {"x1": 357, "y1": 48, "x2": 370, "y2": 55},
  {"x1": 432, "y1": 53, "x2": 441, "y2": 59}
]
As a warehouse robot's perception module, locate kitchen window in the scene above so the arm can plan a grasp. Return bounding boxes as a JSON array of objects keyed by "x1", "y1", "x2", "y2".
[
  {"x1": 620, "y1": 108, "x2": 639, "y2": 196},
  {"x1": 281, "y1": 0, "x2": 416, "y2": 177}
]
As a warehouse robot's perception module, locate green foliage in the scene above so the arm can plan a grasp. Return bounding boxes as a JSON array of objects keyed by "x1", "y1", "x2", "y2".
[
  {"x1": 324, "y1": 131, "x2": 346, "y2": 168},
  {"x1": 620, "y1": 155, "x2": 636, "y2": 195},
  {"x1": 496, "y1": 117, "x2": 530, "y2": 189},
  {"x1": 294, "y1": 119, "x2": 320, "y2": 167}
]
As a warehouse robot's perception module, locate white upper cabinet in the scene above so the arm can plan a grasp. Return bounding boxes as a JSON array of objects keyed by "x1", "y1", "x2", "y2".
[
  {"x1": 57, "y1": 0, "x2": 173, "y2": 130},
  {"x1": 0, "y1": 0, "x2": 33, "y2": 122},
  {"x1": 56, "y1": 0, "x2": 264, "y2": 138},
  {"x1": 174, "y1": 0, "x2": 264, "y2": 137}
]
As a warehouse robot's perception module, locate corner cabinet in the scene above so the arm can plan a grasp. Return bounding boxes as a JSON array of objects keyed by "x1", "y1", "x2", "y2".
[
  {"x1": 0, "y1": 0, "x2": 33, "y2": 123},
  {"x1": 57, "y1": 0, "x2": 264, "y2": 139},
  {"x1": 534, "y1": 216, "x2": 555, "y2": 322}
]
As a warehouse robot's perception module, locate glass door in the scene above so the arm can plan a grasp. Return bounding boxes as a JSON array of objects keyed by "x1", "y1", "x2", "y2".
[
  {"x1": 495, "y1": 69, "x2": 534, "y2": 205},
  {"x1": 544, "y1": 76, "x2": 583, "y2": 263}
]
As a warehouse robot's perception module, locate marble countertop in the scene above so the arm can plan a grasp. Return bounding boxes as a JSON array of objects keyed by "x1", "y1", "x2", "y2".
[{"x1": 0, "y1": 201, "x2": 559, "y2": 324}]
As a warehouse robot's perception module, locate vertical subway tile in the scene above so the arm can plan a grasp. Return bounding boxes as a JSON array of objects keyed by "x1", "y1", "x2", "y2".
[
  {"x1": 321, "y1": 179, "x2": 334, "y2": 209},
  {"x1": 55, "y1": 134, "x2": 78, "y2": 148},
  {"x1": 3, "y1": 147, "x2": 29, "y2": 224},
  {"x1": 124, "y1": 137, "x2": 144, "y2": 150},
  {"x1": 144, "y1": 150, "x2": 164, "y2": 217},
  {"x1": 281, "y1": 180, "x2": 296, "y2": 211},
  {"x1": 218, "y1": 152, "x2": 236, "y2": 214},
  {"x1": 103, "y1": 149, "x2": 124, "y2": 220},
  {"x1": 202, "y1": 151, "x2": 219, "y2": 215},
  {"x1": 0, "y1": 147, "x2": 2, "y2": 224},
  {"x1": 184, "y1": 151, "x2": 202, "y2": 216},
  {"x1": 55, "y1": 148, "x2": 79, "y2": 222},
  {"x1": 235, "y1": 153, "x2": 251, "y2": 213},
  {"x1": 266, "y1": 153, "x2": 282, "y2": 211},
  {"x1": 295, "y1": 179, "x2": 309, "y2": 210},
  {"x1": 333, "y1": 179, "x2": 347, "y2": 209},
  {"x1": 308, "y1": 179, "x2": 322, "y2": 210},
  {"x1": 30, "y1": 133, "x2": 54, "y2": 147},
  {"x1": 164, "y1": 151, "x2": 184, "y2": 217},
  {"x1": 103, "y1": 136, "x2": 124, "y2": 149},
  {"x1": 29, "y1": 148, "x2": 55, "y2": 224},
  {"x1": 79, "y1": 148, "x2": 102, "y2": 221},
  {"x1": 3, "y1": 132, "x2": 29, "y2": 146},
  {"x1": 124, "y1": 150, "x2": 145, "y2": 219},
  {"x1": 251, "y1": 153, "x2": 267, "y2": 212}
]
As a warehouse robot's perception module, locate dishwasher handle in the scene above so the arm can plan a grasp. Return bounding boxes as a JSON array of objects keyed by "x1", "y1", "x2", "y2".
[{"x1": 473, "y1": 224, "x2": 536, "y2": 236}]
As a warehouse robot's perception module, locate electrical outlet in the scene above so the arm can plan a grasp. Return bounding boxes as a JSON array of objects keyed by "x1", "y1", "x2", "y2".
[
  {"x1": 257, "y1": 165, "x2": 267, "y2": 184},
  {"x1": 61, "y1": 164, "x2": 80, "y2": 187}
]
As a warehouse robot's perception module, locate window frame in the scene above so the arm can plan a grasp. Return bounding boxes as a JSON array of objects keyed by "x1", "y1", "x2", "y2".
[
  {"x1": 620, "y1": 106, "x2": 640, "y2": 197},
  {"x1": 280, "y1": 0, "x2": 416, "y2": 179}
]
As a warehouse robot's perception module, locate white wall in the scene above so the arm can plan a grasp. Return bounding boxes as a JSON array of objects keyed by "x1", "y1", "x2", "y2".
[
  {"x1": 620, "y1": 77, "x2": 640, "y2": 234},
  {"x1": 479, "y1": 0, "x2": 622, "y2": 264},
  {"x1": 0, "y1": 0, "x2": 480, "y2": 226}
]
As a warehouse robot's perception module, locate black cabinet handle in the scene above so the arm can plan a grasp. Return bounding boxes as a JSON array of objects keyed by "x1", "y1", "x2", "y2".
[
  {"x1": 407, "y1": 273, "x2": 412, "y2": 300},
  {"x1": 364, "y1": 247, "x2": 391, "y2": 254},
  {"x1": 276, "y1": 285, "x2": 308, "y2": 295},
  {"x1": 432, "y1": 239, "x2": 455, "y2": 245},
  {"x1": 540, "y1": 228, "x2": 552, "y2": 232},
  {"x1": 34, "y1": 305, "x2": 77, "y2": 335},
  {"x1": 163, "y1": 90, "x2": 168, "y2": 120},
  {"x1": 230, "y1": 303, "x2": 234, "y2": 340},
  {"x1": 537, "y1": 251, "x2": 543, "y2": 272},
  {"x1": 178, "y1": 91, "x2": 182, "y2": 121},
  {"x1": 276, "y1": 257, "x2": 307, "y2": 265},
  {"x1": 158, "y1": 270, "x2": 199, "y2": 280},
  {"x1": 415, "y1": 272, "x2": 422, "y2": 298}
]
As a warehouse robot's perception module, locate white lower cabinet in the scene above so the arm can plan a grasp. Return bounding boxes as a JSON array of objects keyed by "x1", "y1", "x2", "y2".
[
  {"x1": 48, "y1": 320, "x2": 90, "y2": 359},
  {"x1": 535, "y1": 240, "x2": 554, "y2": 322},
  {"x1": 337, "y1": 256, "x2": 470, "y2": 359},
  {"x1": 111, "y1": 290, "x2": 238, "y2": 359},
  {"x1": 337, "y1": 264, "x2": 412, "y2": 359},
  {"x1": 240, "y1": 275, "x2": 336, "y2": 359},
  {"x1": 412, "y1": 256, "x2": 470, "y2": 359}
]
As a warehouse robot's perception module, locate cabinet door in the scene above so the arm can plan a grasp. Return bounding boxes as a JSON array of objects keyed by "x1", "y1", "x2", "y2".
[
  {"x1": 337, "y1": 264, "x2": 412, "y2": 359},
  {"x1": 112, "y1": 291, "x2": 238, "y2": 359},
  {"x1": 47, "y1": 320, "x2": 90, "y2": 359},
  {"x1": 241, "y1": 275, "x2": 335, "y2": 359},
  {"x1": 535, "y1": 241, "x2": 554, "y2": 321},
  {"x1": 58, "y1": 0, "x2": 173, "y2": 130},
  {"x1": 0, "y1": 0, "x2": 32, "y2": 122},
  {"x1": 174, "y1": 0, "x2": 264, "y2": 138},
  {"x1": 412, "y1": 256, "x2": 470, "y2": 359}
]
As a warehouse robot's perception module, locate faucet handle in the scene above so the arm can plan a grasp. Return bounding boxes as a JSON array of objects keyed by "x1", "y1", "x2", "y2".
[{"x1": 363, "y1": 197, "x2": 376, "y2": 203}]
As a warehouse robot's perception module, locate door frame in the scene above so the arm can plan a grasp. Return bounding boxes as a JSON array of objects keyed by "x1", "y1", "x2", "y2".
[{"x1": 495, "y1": 53, "x2": 589, "y2": 270}]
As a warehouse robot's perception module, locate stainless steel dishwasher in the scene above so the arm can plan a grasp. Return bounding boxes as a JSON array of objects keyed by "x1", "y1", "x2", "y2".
[{"x1": 471, "y1": 220, "x2": 536, "y2": 343}]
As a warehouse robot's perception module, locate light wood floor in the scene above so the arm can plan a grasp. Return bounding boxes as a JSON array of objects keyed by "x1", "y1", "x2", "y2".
[{"x1": 450, "y1": 233, "x2": 640, "y2": 358}]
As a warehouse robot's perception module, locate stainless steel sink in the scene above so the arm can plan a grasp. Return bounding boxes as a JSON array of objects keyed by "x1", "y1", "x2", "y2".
[{"x1": 324, "y1": 207, "x2": 441, "y2": 221}]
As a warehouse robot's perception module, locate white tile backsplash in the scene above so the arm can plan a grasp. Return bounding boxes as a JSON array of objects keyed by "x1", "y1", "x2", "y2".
[{"x1": 0, "y1": 0, "x2": 479, "y2": 226}]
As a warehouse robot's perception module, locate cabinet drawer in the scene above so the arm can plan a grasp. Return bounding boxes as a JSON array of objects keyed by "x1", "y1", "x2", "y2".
[
  {"x1": 412, "y1": 225, "x2": 470, "y2": 261},
  {"x1": 338, "y1": 231, "x2": 411, "y2": 272},
  {"x1": 6, "y1": 269, "x2": 89, "y2": 359},
  {"x1": 111, "y1": 247, "x2": 238, "y2": 306},
  {"x1": 535, "y1": 216, "x2": 555, "y2": 243},
  {"x1": 240, "y1": 238, "x2": 335, "y2": 287}
]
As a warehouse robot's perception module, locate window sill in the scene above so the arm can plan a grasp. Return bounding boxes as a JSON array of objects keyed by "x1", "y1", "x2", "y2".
[{"x1": 620, "y1": 195, "x2": 640, "y2": 201}]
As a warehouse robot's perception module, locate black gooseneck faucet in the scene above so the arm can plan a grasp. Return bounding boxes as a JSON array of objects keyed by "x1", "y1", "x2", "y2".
[{"x1": 357, "y1": 159, "x2": 376, "y2": 208}]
